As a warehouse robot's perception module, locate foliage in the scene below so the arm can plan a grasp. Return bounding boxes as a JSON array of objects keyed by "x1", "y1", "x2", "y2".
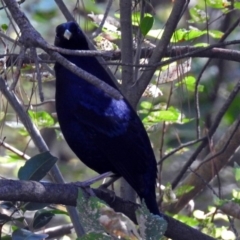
[
  {"x1": 0, "y1": 0, "x2": 239, "y2": 239},
  {"x1": 77, "y1": 189, "x2": 167, "y2": 240}
]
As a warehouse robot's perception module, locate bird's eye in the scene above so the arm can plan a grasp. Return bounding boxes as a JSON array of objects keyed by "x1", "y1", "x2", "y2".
[{"x1": 63, "y1": 29, "x2": 72, "y2": 40}]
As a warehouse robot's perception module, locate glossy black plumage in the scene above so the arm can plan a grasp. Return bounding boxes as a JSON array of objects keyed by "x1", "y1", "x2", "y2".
[{"x1": 54, "y1": 21, "x2": 161, "y2": 216}]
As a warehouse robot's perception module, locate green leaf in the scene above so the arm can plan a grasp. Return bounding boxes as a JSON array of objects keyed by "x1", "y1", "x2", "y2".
[
  {"x1": 206, "y1": 0, "x2": 230, "y2": 9},
  {"x1": 214, "y1": 198, "x2": 228, "y2": 207},
  {"x1": 77, "y1": 233, "x2": 111, "y2": 240},
  {"x1": 140, "y1": 101, "x2": 153, "y2": 110},
  {"x1": 28, "y1": 110, "x2": 54, "y2": 128},
  {"x1": 77, "y1": 189, "x2": 106, "y2": 233},
  {"x1": 189, "y1": 6, "x2": 208, "y2": 23},
  {"x1": 162, "y1": 183, "x2": 177, "y2": 203},
  {"x1": 147, "y1": 29, "x2": 163, "y2": 39},
  {"x1": 48, "y1": 209, "x2": 69, "y2": 216},
  {"x1": 208, "y1": 30, "x2": 223, "y2": 39},
  {"x1": 142, "y1": 106, "x2": 179, "y2": 123},
  {"x1": 171, "y1": 28, "x2": 223, "y2": 42},
  {"x1": 77, "y1": 189, "x2": 140, "y2": 238},
  {"x1": 234, "y1": 167, "x2": 240, "y2": 181},
  {"x1": 142, "y1": 105, "x2": 190, "y2": 125},
  {"x1": 194, "y1": 43, "x2": 209, "y2": 47},
  {"x1": 176, "y1": 76, "x2": 204, "y2": 92},
  {"x1": 1, "y1": 24, "x2": 8, "y2": 31},
  {"x1": 234, "y1": 2, "x2": 240, "y2": 9},
  {"x1": 1, "y1": 236, "x2": 12, "y2": 240},
  {"x1": 175, "y1": 185, "x2": 195, "y2": 197},
  {"x1": 232, "y1": 189, "x2": 240, "y2": 200},
  {"x1": 0, "y1": 112, "x2": 5, "y2": 120},
  {"x1": 0, "y1": 155, "x2": 22, "y2": 164},
  {"x1": 131, "y1": 12, "x2": 141, "y2": 26},
  {"x1": 33, "y1": 210, "x2": 54, "y2": 229},
  {"x1": 136, "y1": 202, "x2": 167, "y2": 240},
  {"x1": 138, "y1": 100, "x2": 153, "y2": 118},
  {"x1": 18, "y1": 151, "x2": 57, "y2": 180},
  {"x1": 140, "y1": 14, "x2": 154, "y2": 36},
  {"x1": 12, "y1": 229, "x2": 48, "y2": 240},
  {"x1": 33, "y1": 10, "x2": 57, "y2": 23},
  {"x1": 173, "y1": 214, "x2": 199, "y2": 227},
  {"x1": 171, "y1": 28, "x2": 188, "y2": 42}
]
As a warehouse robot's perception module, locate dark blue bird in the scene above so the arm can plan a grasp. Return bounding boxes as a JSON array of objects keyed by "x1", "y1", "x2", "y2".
[{"x1": 54, "y1": 21, "x2": 162, "y2": 216}]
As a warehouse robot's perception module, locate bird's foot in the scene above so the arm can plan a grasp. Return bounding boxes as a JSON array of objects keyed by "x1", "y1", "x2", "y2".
[
  {"x1": 73, "y1": 181, "x2": 94, "y2": 196},
  {"x1": 73, "y1": 172, "x2": 114, "y2": 196},
  {"x1": 99, "y1": 174, "x2": 120, "y2": 189}
]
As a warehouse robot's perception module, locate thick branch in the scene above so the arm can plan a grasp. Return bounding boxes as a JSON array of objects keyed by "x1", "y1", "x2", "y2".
[
  {"x1": 0, "y1": 179, "x2": 214, "y2": 240},
  {"x1": 3, "y1": 46, "x2": 240, "y2": 72}
]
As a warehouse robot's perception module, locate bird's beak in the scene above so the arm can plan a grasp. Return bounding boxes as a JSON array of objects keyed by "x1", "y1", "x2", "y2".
[{"x1": 63, "y1": 29, "x2": 72, "y2": 40}]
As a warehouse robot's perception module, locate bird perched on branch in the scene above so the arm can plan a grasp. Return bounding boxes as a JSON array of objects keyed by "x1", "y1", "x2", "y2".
[{"x1": 54, "y1": 21, "x2": 162, "y2": 217}]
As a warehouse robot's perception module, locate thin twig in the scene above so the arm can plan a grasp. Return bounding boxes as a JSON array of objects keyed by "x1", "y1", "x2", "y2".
[
  {"x1": 10, "y1": 46, "x2": 26, "y2": 90},
  {"x1": 194, "y1": 16, "x2": 240, "y2": 139},
  {"x1": 158, "y1": 137, "x2": 206, "y2": 164},
  {"x1": 172, "y1": 78, "x2": 240, "y2": 188},
  {"x1": 0, "y1": 137, "x2": 30, "y2": 160},
  {"x1": 133, "y1": 0, "x2": 190, "y2": 107},
  {"x1": 31, "y1": 48, "x2": 44, "y2": 102},
  {"x1": 92, "y1": 0, "x2": 113, "y2": 38}
]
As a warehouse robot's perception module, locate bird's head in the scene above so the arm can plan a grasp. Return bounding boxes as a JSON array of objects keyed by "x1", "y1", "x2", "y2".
[{"x1": 54, "y1": 21, "x2": 89, "y2": 50}]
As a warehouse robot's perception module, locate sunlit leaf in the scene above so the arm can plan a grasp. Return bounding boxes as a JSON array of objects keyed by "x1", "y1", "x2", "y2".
[
  {"x1": 206, "y1": 0, "x2": 230, "y2": 9},
  {"x1": 189, "y1": 6, "x2": 208, "y2": 23},
  {"x1": 171, "y1": 28, "x2": 223, "y2": 42},
  {"x1": 234, "y1": 167, "x2": 240, "y2": 181},
  {"x1": 173, "y1": 214, "x2": 199, "y2": 227},
  {"x1": 208, "y1": 30, "x2": 223, "y2": 38},
  {"x1": 234, "y1": 2, "x2": 240, "y2": 9},
  {"x1": 147, "y1": 29, "x2": 163, "y2": 39},
  {"x1": 131, "y1": 12, "x2": 141, "y2": 26},
  {"x1": 28, "y1": 110, "x2": 55, "y2": 128},
  {"x1": 175, "y1": 185, "x2": 194, "y2": 197},
  {"x1": 176, "y1": 76, "x2": 204, "y2": 92},
  {"x1": 194, "y1": 43, "x2": 209, "y2": 47},
  {"x1": 193, "y1": 210, "x2": 206, "y2": 220},
  {"x1": 232, "y1": 189, "x2": 240, "y2": 200},
  {"x1": 140, "y1": 101, "x2": 153, "y2": 110}
]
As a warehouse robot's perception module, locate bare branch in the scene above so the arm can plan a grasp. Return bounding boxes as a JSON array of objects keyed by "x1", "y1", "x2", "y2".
[
  {"x1": 0, "y1": 179, "x2": 215, "y2": 240},
  {"x1": 167, "y1": 116, "x2": 240, "y2": 213},
  {"x1": 133, "y1": 0, "x2": 190, "y2": 107}
]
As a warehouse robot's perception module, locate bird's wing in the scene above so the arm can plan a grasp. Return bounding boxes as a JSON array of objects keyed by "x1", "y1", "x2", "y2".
[
  {"x1": 97, "y1": 116, "x2": 157, "y2": 198},
  {"x1": 75, "y1": 97, "x2": 157, "y2": 197}
]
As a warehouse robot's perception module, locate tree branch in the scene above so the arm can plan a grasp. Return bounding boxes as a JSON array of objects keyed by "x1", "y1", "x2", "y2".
[
  {"x1": 133, "y1": 0, "x2": 190, "y2": 107},
  {"x1": 166, "y1": 116, "x2": 240, "y2": 213},
  {"x1": 0, "y1": 179, "x2": 215, "y2": 240}
]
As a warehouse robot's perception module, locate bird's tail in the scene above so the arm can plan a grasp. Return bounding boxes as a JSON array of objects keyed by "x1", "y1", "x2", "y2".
[{"x1": 143, "y1": 193, "x2": 164, "y2": 217}]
